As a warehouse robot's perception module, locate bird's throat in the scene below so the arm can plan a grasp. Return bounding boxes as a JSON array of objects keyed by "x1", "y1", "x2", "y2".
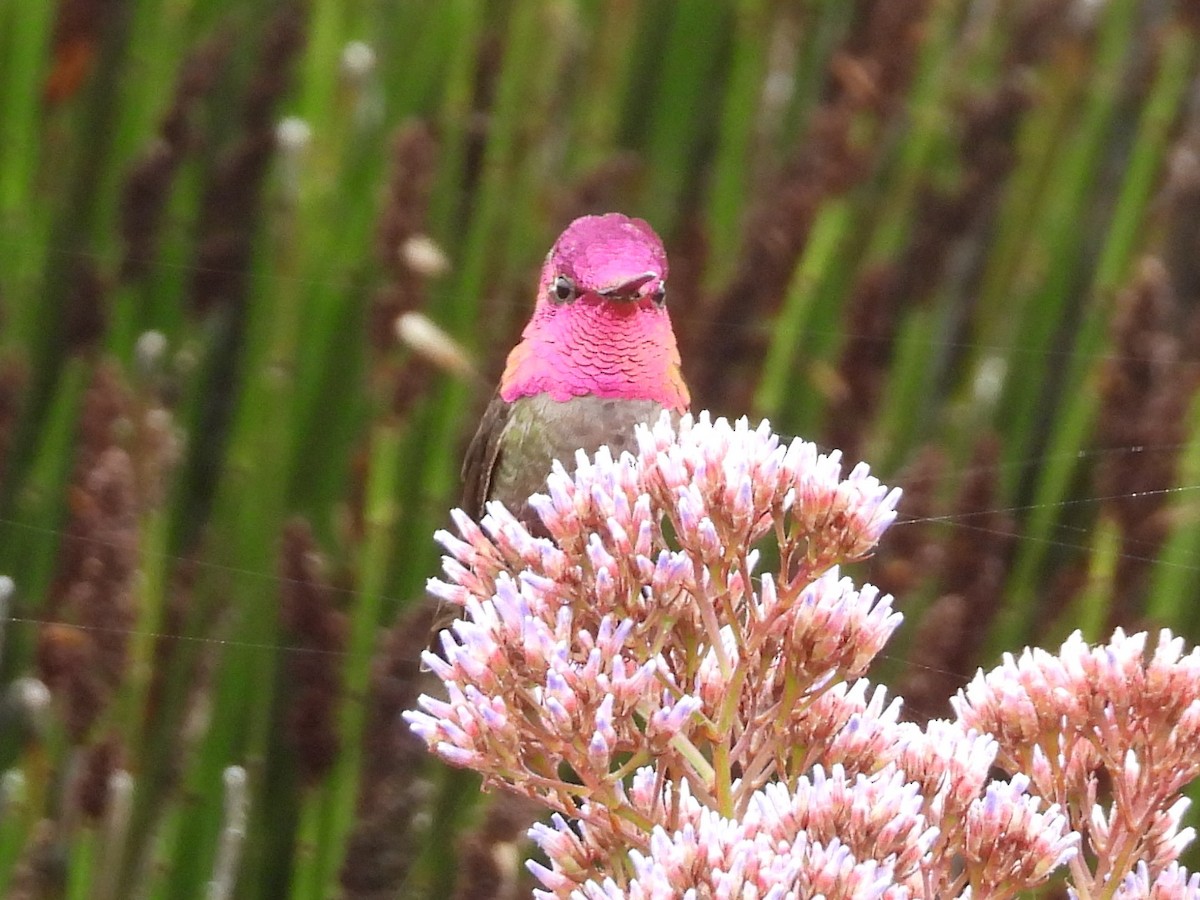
[{"x1": 499, "y1": 303, "x2": 689, "y2": 410}]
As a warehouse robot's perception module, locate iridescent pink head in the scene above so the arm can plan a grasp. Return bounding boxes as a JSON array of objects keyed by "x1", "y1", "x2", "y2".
[
  {"x1": 499, "y1": 214, "x2": 689, "y2": 410},
  {"x1": 546, "y1": 214, "x2": 669, "y2": 303}
]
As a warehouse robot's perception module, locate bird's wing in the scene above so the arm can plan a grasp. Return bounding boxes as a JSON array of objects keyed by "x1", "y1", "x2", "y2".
[{"x1": 460, "y1": 388, "x2": 510, "y2": 519}]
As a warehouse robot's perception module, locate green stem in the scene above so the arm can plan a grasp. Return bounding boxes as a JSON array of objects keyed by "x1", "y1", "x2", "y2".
[
  {"x1": 991, "y1": 17, "x2": 1196, "y2": 651},
  {"x1": 307, "y1": 421, "x2": 401, "y2": 899},
  {"x1": 755, "y1": 199, "x2": 852, "y2": 419}
]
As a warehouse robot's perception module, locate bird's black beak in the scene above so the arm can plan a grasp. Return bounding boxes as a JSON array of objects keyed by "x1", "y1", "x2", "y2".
[{"x1": 599, "y1": 272, "x2": 657, "y2": 302}]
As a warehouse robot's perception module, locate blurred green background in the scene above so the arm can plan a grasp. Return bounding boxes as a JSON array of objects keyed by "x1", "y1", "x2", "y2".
[{"x1": 2, "y1": 0, "x2": 1200, "y2": 897}]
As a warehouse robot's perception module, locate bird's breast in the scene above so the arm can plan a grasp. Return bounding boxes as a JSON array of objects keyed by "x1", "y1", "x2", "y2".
[{"x1": 489, "y1": 394, "x2": 668, "y2": 525}]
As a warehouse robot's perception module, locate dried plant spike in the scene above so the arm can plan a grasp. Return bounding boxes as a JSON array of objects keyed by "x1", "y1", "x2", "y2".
[
  {"x1": 96, "y1": 769, "x2": 134, "y2": 900},
  {"x1": 206, "y1": 766, "x2": 249, "y2": 900},
  {"x1": 278, "y1": 518, "x2": 345, "y2": 787},
  {"x1": 395, "y1": 312, "x2": 475, "y2": 380},
  {"x1": 0, "y1": 575, "x2": 12, "y2": 669}
]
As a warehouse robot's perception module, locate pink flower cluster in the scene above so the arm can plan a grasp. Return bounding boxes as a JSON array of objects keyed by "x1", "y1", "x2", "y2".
[
  {"x1": 953, "y1": 629, "x2": 1200, "y2": 897},
  {"x1": 405, "y1": 413, "x2": 1200, "y2": 898},
  {"x1": 557, "y1": 765, "x2": 935, "y2": 900}
]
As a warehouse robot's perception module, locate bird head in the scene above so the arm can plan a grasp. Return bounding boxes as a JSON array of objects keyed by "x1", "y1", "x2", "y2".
[
  {"x1": 499, "y1": 213, "x2": 689, "y2": 410},
  {"x1": 538, "y1": 213, "x2": 669, "y2": 312}
]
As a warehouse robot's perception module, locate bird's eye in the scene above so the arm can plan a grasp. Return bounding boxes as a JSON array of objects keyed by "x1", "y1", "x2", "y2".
[
  {"x1": 552, "y1": 274, "x2": 576, "y2": 303},
  {"x1": 651, "y1": 287, "x2": 666, "y2": 308}
]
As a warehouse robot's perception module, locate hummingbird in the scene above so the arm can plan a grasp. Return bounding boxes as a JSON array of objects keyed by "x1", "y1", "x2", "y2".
[{"x1": 461, "y1": 212, "x2": 690, "y2": 531}]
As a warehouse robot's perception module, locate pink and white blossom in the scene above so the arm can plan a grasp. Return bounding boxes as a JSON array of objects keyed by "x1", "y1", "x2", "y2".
[{"x1": 406, "y1": 414, "x2": 1200, "y2": 898}]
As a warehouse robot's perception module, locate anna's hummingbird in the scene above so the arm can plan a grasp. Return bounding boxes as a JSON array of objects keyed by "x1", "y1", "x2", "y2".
[{"x1": 461, "y1": 212, "x2": 690, "y2": 530}]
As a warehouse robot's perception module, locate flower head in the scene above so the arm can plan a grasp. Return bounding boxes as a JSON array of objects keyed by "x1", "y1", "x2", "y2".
[
  {"x1": 406, "y1": 413, "x2": 902, "y2": 888},
  {"x1": 408, "y1": 413, "x2": 1200, "y2": 898},
  {"x1": 952, "y1": 628, "x2": 1200, "y2": 894}
]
